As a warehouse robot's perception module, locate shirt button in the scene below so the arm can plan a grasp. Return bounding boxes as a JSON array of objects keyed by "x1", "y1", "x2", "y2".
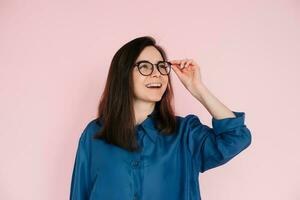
[{"x1": 131, "y1": 160, "x2": 140, "y2": 168}]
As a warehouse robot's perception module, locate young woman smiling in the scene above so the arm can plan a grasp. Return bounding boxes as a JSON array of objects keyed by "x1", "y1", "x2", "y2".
[{"x1": 69, "y1": 36, "x2": 252, "y2": 200}]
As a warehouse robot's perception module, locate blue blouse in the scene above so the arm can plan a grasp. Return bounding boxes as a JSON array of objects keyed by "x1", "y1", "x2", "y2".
[{"x1": 70, "y1": 111, "x2": 252, "y2": 200}]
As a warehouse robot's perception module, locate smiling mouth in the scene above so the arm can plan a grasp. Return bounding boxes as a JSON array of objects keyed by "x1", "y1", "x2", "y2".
[{"x1": 145, "y1": 83, "x2": 162, "y2": 88}]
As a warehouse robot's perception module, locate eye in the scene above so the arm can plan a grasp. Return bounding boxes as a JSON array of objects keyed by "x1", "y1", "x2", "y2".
[
  {"x1": 140, "y1": 64, "x2": 149, "y2": 68},
  {"x1": 157, "y1": 62, "x2": 171, "y2": 75},
  {"x1": 138, "y1": 62, "x2": 152, "y2": 69},
  {"x1": 158, "y1": 64, "x2": 167, "y2": 68}
]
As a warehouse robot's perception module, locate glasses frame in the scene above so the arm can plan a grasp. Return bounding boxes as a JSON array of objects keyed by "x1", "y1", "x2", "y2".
[{"x1": 133, "y1": 60, "x2": 172, "y2": 76}]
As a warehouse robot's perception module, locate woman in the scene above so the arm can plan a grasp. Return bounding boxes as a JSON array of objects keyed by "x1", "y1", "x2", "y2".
[{"x1": 69, "y1": 36, "x2": 252, "y2": 200}]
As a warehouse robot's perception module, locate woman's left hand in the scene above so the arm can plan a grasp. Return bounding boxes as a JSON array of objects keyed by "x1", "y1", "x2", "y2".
[{"x1": 170, "y1": 58, "x2": 205, "y2": 94}]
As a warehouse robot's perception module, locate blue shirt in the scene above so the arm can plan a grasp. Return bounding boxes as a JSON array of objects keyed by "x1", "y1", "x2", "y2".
[{"x1": 70, "y1": 111, "x2": 252, "y2": 200}]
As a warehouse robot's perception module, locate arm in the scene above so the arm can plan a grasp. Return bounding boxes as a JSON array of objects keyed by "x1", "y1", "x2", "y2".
[
  {"x1": 189, "y1": 84, "x2": 251, "y2": 173},
  {"x1": 191, "y1": 83, "x2": 237, "y2": 119},
  {"x1": 186, "y1": 111, "x2": 252, "y2": 173},
  {"x1": 170, "y1": 58, "x2": 238, "y2": 120},
  {"x1": 170, "y1": 59, "x2": 252, "y2": 173},
  {"x1": 69, "y1": 129, "x2": 92, "y2": 200}
]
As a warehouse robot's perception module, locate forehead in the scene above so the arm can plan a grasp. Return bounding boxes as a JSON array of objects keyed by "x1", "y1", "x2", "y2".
[{"x1": 135, "y1": 46, "x2": 164, "y2": 63}]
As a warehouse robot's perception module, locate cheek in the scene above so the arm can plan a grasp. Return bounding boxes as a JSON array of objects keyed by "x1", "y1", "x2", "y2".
[{"x1": 133, "y1": 72, "x2": 146, "y2": 90}]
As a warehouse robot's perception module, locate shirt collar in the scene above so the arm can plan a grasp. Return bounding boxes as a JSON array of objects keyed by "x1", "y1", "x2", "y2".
[
  {"x1": 135, "y1": 111, "x2": 158, "y2": 143},
  {"x1": 97, "y1": 110, "x2": 159, "y2": 144}
]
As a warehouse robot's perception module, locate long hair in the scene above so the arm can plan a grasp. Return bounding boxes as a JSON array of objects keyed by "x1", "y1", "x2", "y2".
[{"x1": 93, "y1": 36, "x2": 177, "y2": 152}]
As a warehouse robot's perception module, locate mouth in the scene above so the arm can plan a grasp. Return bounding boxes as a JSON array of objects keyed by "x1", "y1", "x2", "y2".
[{"x1": 145, "y1": 82, "x2": 162, "y2": 89}]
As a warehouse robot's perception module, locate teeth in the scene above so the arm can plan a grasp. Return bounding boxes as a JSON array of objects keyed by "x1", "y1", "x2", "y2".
[{"x1": 146, "y1": 83, "x2": 162, "y2": 88}]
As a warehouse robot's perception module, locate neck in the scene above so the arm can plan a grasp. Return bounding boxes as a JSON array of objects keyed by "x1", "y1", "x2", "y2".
[{"x1": 133, "y1": 99, "x2": 155, "y2": 125}]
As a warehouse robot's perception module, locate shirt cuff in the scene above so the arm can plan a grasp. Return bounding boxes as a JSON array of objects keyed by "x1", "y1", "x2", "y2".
[{"x1": 211, "y1": 111, "x2": 245, "y2": 135}]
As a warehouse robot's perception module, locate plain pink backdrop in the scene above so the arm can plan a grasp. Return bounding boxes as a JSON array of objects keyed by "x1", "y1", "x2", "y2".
[{"x1": 1, "y1": 0, "x2": 299, "y2": 199}]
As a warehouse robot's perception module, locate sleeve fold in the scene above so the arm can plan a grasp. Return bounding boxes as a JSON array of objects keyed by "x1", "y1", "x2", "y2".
[{"x1": 186, "y1": 111, "x2": 252, "y2": 173}]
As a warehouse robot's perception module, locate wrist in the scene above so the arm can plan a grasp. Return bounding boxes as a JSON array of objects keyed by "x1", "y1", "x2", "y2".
[{"x1": 191, "y1": 82, "x2": 208, "y2": 102}]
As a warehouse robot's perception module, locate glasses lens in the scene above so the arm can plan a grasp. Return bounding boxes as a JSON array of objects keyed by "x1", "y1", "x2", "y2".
[
  {"x1": 138, "y1": 62, "x2": 152, "y2": 75},
  {"x1": 158, "y1": 62, "x2": 171, "y2": 75}
]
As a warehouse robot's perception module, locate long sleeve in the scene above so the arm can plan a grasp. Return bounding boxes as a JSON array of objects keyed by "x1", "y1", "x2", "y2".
[
  {"x1": 69, "y1": 133, "x2": 92, "y2": 200},
  {"x1": 186, "y1": 111, "x2": 252, "y2": 173}
]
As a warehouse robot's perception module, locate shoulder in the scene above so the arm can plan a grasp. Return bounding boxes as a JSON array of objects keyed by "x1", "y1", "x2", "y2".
[
  {"x1": 173, "y1": 114, "x2": 205, "y2": 136},
  {"x1": 175, "y1": 114, "x2": 203, "y2": 127},
  {"x1": 79, "y1": 117, "x2": 103, "y2": 143}
]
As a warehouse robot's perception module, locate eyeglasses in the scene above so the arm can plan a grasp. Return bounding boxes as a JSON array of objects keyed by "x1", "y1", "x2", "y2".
[{"x1": 133, "y1": 60, "x2": 172, "y2": 76}]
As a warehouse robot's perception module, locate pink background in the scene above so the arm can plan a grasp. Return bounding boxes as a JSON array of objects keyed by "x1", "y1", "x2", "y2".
[{"x1": 1, "y1": 0, "x2": 299, "y2": 199}]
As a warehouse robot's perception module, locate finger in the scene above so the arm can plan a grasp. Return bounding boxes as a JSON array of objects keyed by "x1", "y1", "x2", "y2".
[
  {"x1": 171, "y1": 63, "x2": 182, "y2": 77},
  {"x1": 180, "y1": 59, "x2": 187, "y2": 69},
  {"x1": 184, "y1": 60, "x2": 192, "y2": 68},
  {"x1": 169, "y1": 59, "x2": 179, "y2": 63},
  {"x1": 183, "y1": 59, "x2": 190, "y2": 69},
  {"x1": 189, "y1": 60, "x2": 195, "y2": 70},
  {"x1": 170, "y1": 60, "x2": 182, "y2": 69},
  {"x1": 190, "y1": 59, "x2": 198, "y2": 66},
  {"x1": 170, "y1": 63, "x2": 180, "y2": 69},
  {"x1": 171, "y1": 62, "x2": 181, "y2": 70}
]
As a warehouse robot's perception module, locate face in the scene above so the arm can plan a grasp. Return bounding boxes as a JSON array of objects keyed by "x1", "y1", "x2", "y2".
[{"x1": 132, "y1": 46, "x2": 169, "y2": 103}]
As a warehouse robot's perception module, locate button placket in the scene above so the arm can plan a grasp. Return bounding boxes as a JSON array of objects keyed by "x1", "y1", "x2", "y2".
[
  {"x1": 131, "y1": 126, "x2": 146, "y2": 200},
  {"x1": 133, "y1": 193, "x2": 138, "y2": 200},
  {"x1": 131, "y1": 159, "x2": 140, "y2": 169}
]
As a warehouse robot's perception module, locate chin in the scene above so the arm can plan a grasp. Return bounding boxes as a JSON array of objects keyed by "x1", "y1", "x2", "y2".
[
  {"x1": 147, "y1": 97, "x2": 161, "y2": 102},
  {"x1": 146, "y1": 96, "x2": 162, "y2": 102}
]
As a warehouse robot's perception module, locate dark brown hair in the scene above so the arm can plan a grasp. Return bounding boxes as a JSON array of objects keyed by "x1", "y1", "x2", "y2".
[{"x1": 93, "y1": 36, "x2": 177, "y2": 152}]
